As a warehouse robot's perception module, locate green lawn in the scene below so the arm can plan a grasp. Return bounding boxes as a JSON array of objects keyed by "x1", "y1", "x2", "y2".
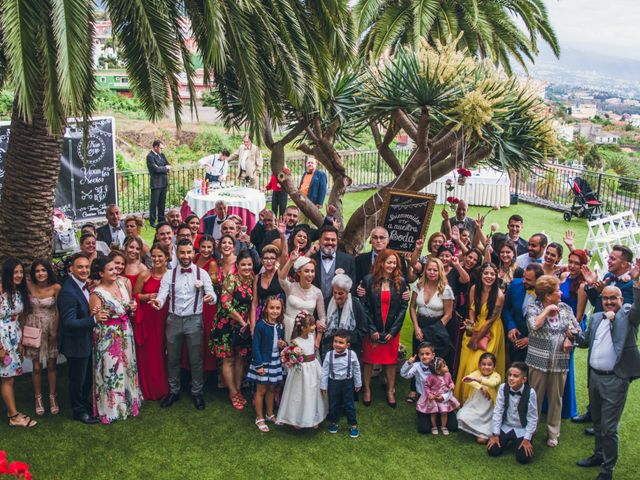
[{"x1": 3, "y1": 193, "x2": 637, "y2": 480}]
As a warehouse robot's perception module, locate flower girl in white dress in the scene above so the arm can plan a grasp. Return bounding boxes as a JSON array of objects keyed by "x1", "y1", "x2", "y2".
[{"x1": 277, "y1": 313, "x2": 327, "y2": 428}]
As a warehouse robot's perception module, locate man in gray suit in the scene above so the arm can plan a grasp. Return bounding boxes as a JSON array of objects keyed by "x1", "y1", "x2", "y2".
[{"x1": 575, "y1": 260, "x2": 640, "y2": 480}]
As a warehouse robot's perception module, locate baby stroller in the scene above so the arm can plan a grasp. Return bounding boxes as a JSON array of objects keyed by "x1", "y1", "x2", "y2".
[{"x1": 563, "y1": 176, "x2": 603, "y2": 221}]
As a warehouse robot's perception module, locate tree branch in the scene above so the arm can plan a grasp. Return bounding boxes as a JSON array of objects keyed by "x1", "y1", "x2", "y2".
[
  {"x1": 280, "y1": 119, "x2": 309, "y2": 146},
  {"x1": 416, "y1": 107, "x2": 429, "y2": 151},
  {"x1": 391, "y1": 109, "x2": 417, "y2": 139}
]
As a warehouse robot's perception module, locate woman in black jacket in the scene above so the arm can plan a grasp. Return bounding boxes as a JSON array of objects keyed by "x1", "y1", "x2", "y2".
[{"x1": 359, "y1": 249, "x2": 408, "y2": 408}]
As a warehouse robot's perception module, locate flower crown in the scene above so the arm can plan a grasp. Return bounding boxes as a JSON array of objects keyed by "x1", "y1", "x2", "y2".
[{"x1": 294, "y1": 311, "x2": 308, "y2": 326}]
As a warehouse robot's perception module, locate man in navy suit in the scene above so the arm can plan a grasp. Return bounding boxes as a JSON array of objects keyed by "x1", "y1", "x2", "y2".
[
  {"x1": 57, "y1": 253, "x2": 106, "y2": 424},
  {"x1": 503, "y1": 263, "x2": 543, "y2": 363},
  {"x1": 574, "y1": 244, "x2": 635, "y2": 429},
  {"x1": 311, "y1": 225, "x2": 356, "y2": 306},
  {"x1": 147, "y1": 139, "x2": 171, "y2": 227},
  {"x1": 575, "y1": 268, "x2": 640, "y2": 480},
  {"x1": 96, "y1": 204, "x2": 126, "y2": 248},
  {"x1": 355, "y1": 226, "x2": 410, "y2": 285},
  {"x1": 298, "y1": 157, "x2": 327, "y2": 224}
]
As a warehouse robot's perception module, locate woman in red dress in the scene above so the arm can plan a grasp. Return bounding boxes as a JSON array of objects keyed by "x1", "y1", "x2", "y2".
[
  {"x1": 133, "y1": 243, "x2": 169, "y2": 400},
  {"x1": 123, "y1": 237, "x2": 148, "y2": 289},
  {"x1": 185, "y1": 214, "x2": 202, "y2": 251},
  {"x1": 360, "y1": 249, "x2": 409, "y2": 408},
  {"x1": 194, "y1": 235, "x2": 218, "y2": 373}
]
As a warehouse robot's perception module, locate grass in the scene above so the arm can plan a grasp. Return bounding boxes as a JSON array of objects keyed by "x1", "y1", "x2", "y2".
[{"x1": 4, "y1": 192, "x2": 638, "y2": 480}]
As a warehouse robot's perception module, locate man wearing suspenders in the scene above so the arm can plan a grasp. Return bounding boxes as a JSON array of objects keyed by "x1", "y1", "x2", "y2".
[{"x1": 151, "y1": 239, "x2": 216, "y2": 410}]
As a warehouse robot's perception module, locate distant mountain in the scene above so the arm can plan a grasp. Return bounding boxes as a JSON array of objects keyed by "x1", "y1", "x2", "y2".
[{"x1": 518, "y1": 44, "x2": 640, "y2": 93}]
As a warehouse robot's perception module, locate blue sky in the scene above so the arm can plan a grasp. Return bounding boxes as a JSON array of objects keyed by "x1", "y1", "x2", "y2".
[{"x1": 546, "y1": 0, "x2": 640, "y2": 60}]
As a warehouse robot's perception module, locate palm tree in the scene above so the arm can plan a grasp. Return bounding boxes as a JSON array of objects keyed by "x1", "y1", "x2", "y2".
[
  {"x1": 355, "y1": 0, "x2": 559, "y2": 73},
  {"x1": 0, "y1": 0, "x2": 352, "y2": 263}
]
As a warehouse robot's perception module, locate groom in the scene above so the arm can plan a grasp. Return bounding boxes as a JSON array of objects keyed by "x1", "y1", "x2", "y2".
[
  {"x1": 58, "y1": 253, "x2": 107, "y2": 424},
  {"x1": 151, "y1": 239, "x2": 216, "y2": 410}
]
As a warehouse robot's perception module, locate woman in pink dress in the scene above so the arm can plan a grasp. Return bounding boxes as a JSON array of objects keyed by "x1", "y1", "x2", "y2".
[{"x1": 133, "y1": 243, "x2": 169, "y2": 400}]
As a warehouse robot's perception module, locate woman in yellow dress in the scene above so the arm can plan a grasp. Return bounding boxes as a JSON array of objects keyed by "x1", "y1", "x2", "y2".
[{"x1": 455, "y1": 263, "x2": 506, "y2": 404}]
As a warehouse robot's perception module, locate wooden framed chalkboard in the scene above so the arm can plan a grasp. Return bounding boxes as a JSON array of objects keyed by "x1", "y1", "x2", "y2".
[
  {"x1": 380, "y1": 189, "x2": 437, "y2": 253},
  {"x1": 0, "y1": 117, "x2": 117, "y2": 220}
]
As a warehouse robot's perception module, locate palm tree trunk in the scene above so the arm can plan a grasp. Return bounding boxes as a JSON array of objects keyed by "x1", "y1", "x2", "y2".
[{"x1": 0, "y1": 95, "x2": 62, "y2": 264}]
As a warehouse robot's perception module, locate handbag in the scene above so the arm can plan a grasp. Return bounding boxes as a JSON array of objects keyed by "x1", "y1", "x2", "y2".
[
  {"x1": 22, "y1": 325, "x2": 42, "y2": 349},
  {"x1": 476, "y1": 332, "x2": 491, "y2": 351}
]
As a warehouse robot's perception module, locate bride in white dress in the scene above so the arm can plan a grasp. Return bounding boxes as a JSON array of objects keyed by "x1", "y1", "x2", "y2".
[
  {"x1": 276, "y1": 314, "x2": 327, "y2": 428},
  {"x1": 278, "y1": 250, "x2": 326, "y2": 344}
]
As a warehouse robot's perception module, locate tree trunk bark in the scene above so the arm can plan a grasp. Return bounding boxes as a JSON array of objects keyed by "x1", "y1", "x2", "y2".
[{"x1": 0, "y1": 95, "x2": 62, "y2": 264}]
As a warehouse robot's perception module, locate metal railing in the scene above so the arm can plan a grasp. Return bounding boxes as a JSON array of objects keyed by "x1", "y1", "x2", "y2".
[
  {"x1": 116, "y1": 149, "x2": 411, "y2": 216},
  {"x1": 512, "y1": 163, "x2": 640, "y2": 215}
]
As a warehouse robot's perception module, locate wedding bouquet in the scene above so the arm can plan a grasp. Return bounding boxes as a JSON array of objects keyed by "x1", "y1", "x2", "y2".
[{"x1": 280, "y1": 343, "x2": 305, "y2": 371}]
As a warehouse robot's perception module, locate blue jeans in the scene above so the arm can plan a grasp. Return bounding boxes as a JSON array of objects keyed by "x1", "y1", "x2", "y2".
[{"x1": 328, "y1": 378, "x2": 357, "y2": 425}]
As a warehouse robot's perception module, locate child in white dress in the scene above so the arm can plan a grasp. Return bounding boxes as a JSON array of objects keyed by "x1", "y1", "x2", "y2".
[
  {"x1": 457, "y1": 352, "x2": 502, "y2": 443},
  {"x1": 277, "y1": 314, "x2": 327, "y2": 428}
]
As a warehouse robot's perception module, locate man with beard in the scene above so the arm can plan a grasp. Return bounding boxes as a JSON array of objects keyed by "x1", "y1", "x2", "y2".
[
  {"x1": 516, "y1": 233, "x2": 548, "y2": 269},
  {"x1": 311, "y1": 225, "x2": 356, "y2": 306}
]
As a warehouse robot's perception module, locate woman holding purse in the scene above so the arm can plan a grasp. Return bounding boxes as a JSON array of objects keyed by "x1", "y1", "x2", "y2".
[
  {"x1": 24, "y1": 259, "x2": 61, "y2": 416},
  {"x1": 454, "y1": 263, "x2": 505, "y2": 404}
]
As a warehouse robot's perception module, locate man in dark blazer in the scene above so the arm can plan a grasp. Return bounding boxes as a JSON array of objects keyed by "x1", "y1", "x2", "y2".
[
  {"x1": 57, "y1": 253, "x2": 106, "y2": 424},
  {"x1": 503, "y1": 263, "x2": 543, "y2": 362},
  {"x1": 311, "y1": 225, "x2": 356, "y2": 306},
  {"x1": 299, "y1": 157, "x2": 327, "y2": 209},
  {"x1": 96, "y1": 204, "x2": 125, "y2": 247},
  {"x1": 575, "y1": 271, "x2": 640, "y2": 480},
  {"x1": 147, "y1": 139, "x2": 171, "y2": 227},
  {"x1": 355, "y1": 226, "x2": 410, "y2": 286}
]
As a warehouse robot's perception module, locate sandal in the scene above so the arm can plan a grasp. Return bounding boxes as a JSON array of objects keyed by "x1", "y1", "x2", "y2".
[
  {"x1": 8, "y1": 413, "x2": 37, "y2": 428},
  {"x1": 49, "y1": 394, "x2": 60, "y2": 415},
  {"x1": 265, "y1": 414, "x2": 277, "y2": 423},
  {"x1": 255, "y1": 418, "x2": 270, "y2": 432},
  {"x1": 431, "y1": 427, "x2": 439, "y2": 435},
  {"x1": 441, "y1": 427, "x2": 450, "y2": 436},
  {"x1": 35, "y1": 395, "x2": 45, "y2": 416},
  {"x1": 230, "y1": 393, "x2": 244, "y2": 411},
  {"x1": 405, "y1": 392, "x2": 417, "y2": 404},
  {"x1": 237, "y1": 392, "x2": 248, "y2": 406}
]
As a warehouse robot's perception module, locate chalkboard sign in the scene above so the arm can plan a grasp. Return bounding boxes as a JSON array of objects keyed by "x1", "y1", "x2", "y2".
[
  {"x1": 0, "y1": 117, "x2": 117, "y2": 220},
  {"x1": 380, "y1": 189, "x2": 437, "y2": 253}
]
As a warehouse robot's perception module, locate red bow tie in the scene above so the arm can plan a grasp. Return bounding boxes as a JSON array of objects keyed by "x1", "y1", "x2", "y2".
[{"x1": 181, "y1": 268, "x2": 192, "y2": 274}]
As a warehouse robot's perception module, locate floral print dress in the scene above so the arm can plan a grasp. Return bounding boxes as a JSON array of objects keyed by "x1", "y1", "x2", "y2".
[
  {"x1": 0, "y1": 293, "x2": 24, "y2": 378},
  {"x1": 93, "y1": 280, "x2": 143, "y2": 424},
  {"x1": 210, "y1": 273, "x2": 253, "y2": 358}
]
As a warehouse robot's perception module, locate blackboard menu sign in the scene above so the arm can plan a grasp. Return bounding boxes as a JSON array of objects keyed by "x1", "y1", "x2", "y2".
[
  {"x1": 380, "y1": 189, "x2": 437, "y2": 253},
  {"x1": 0, "y1": 117, "x2": 117, "y2": 220}
]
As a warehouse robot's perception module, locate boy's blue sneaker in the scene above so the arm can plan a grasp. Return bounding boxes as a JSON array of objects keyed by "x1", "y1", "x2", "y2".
[
  {"x1": 350, "y1": 426, "x2": 359, "y2": 438},
  {"x1": 328, "y1": 424, "x2": 338, "y2": 434}
]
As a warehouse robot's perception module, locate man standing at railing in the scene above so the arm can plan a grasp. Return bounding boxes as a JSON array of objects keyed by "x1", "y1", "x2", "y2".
[
  {"x1": 147, "y1": 140, "x2": 171, "y2": 228},
  {"x1": 298, "y1": 157, "x2": 327, "y2": 224},
  {"x1": 229, "y1": 135, "x2": 262, "y2": 189}
]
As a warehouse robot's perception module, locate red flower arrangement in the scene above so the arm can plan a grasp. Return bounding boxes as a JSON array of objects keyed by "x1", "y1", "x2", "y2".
[
  {"x1": 456, "y1": 168, "x2": 472, "y2": 177},
  {"x1": 446, "y1": 196, "x2": 460, "y2": 205},
  {"x1": 0, "y1": 452, "x2": 32, "y2": 480}
]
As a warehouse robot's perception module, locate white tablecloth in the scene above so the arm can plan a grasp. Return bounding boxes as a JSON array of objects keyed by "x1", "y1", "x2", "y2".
[
  {"x1": 183, "y1": 187, "x2": 266, "y2": 219},
  {"x1": 422, "y1": 168, "x2": 511, "y2": 207}
]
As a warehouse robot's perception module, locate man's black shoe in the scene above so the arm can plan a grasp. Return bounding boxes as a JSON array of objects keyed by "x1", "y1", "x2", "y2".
[
  {"x1": 572, "y1": 412, "x2": 592, "y2": 423},
  {"x1": 73, "y1": 413, "x2": 99, "y2": 425},
  {"x1": 585, "y1": 427, "x2": 595, "y2": 436},
  {"x1": 160, "y1": 393, "x2": 180, "y2": 408},
  {"x1": 576, "y1": 455, "x2": 603, "y2": 468},
  {"x1": 193, "y1": 395, "x2": 205, "y2": 410}
]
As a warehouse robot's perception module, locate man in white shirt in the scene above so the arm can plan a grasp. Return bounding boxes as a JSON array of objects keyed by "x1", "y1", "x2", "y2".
[
  {"x1": 575, "y1": 272, "x2": 640, "y2": 480},
  {"x1": 516, "y1": 233, "x2": 547, "y2": 269},
  {"x1": 488, "y1": 362, "x2": 538, "y2": 464},
  {"x1": 151, "y1": 239, "x2": 216, "y2": 410},
  {"x1": 200, "y1": 149, "x2": 230, "y2": 185}
]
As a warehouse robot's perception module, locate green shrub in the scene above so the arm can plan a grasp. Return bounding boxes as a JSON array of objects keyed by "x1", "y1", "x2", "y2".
[
  {"x1": 192, "y1": 131, "x2": 229, "y2": 155},
  {"x1": 0, "y1": 90, "x2": 14, "y2": 117}
]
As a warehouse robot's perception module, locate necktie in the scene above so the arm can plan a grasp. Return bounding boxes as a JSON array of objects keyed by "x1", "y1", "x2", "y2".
[
  {"x1": 82, "y1": 284, "x2": 89, "y2": 291},
  {"x1": 609, "y1": 276, "x2": 619, "y2": 283},
  {"x1": 334, "y1": 352, "x2": 347, "y2": 358},
  {"x1": 216, "y1": 218, "x2": 225, "y2": 225},
  {"x1": 113, "y1": 226, "x2": 121, "y2": 232},
  {"x1": 181, "y1": 268, "x2": 192, "y2": 274},
  {"x1": 322, "y1": 254, "x2": 334, "y2": 261},
  {"x1": 509, "y1": 390, "x2": 522, "y2": 396}
]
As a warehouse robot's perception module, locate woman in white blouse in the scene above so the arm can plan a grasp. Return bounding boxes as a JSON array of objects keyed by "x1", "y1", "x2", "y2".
[{"x1": 406, "y1": 258, "x2": 454, "y2": 401}]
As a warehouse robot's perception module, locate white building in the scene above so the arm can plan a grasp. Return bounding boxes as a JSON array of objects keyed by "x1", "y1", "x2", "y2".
[
  {"x1": 552, "y1": 120, "x2": 575, "y2": 142},
  {"x1": 571, "y1": 103, "x2": 597, "y2": 120}
]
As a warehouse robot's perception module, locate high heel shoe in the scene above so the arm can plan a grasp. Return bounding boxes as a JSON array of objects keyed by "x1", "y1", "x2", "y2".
[
  {"x1": 362, "y1": 389, "x2": 372, "y2": 407},
  {"x1": 35, "y1": 395, "x2": 45, "y2": 416},
  {"x1": 386, "y1": 389, "x2": 397, "y2": 409},
  {"x1": 49, "y1": 394, "x2": 60, "y2": 415}
]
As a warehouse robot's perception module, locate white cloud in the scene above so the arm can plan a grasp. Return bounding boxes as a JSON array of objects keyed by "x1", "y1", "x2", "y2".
[{"x1": 546, "y1": 0, "x2": 640, "y2": 60}]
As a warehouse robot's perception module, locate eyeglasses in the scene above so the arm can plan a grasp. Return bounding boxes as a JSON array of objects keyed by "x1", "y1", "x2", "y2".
[
  {"x1": 602, "y1": 296, "x2": 621, "y2": 301},
  {"x1": 371, "y1": 236, "x2": 387, "y2": 240}
]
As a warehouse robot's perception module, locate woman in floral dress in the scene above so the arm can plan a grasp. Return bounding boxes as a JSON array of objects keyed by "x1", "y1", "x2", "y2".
[
  {"x1": 1, "y1": 258, "x2": 36, "y2": 427},
  {"x1": 89, "y1": 256, "x2": 143, "y2": 424},
  {"x1": 211, "y1": 250, "x2": 254, "y2": 410}
]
